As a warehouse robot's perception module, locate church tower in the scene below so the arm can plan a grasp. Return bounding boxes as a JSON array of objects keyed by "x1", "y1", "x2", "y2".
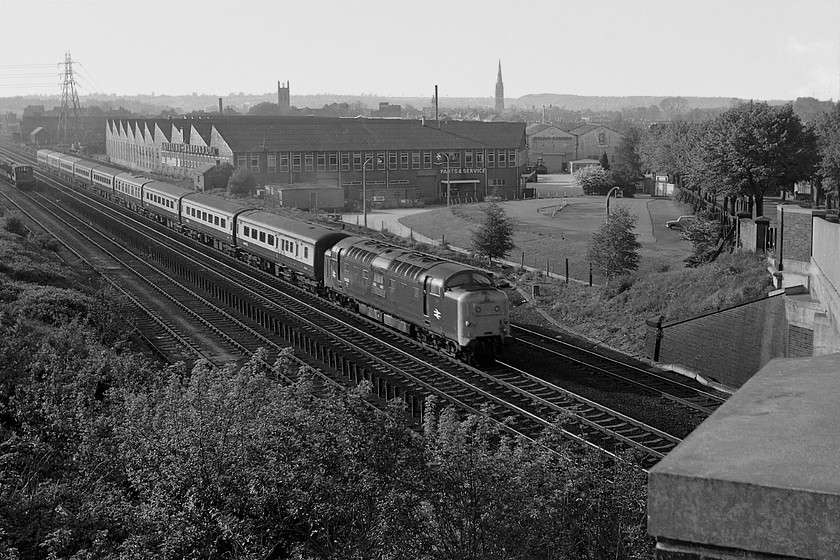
[
  {"x1": 277, "y1": 81, "x2": 290, "y2": 115},
  {"x1": 494, "y1": 61, "x2": 505, "y2": 112}
]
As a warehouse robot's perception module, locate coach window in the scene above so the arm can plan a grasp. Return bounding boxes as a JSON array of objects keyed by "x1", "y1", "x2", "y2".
[
  {"x1": 267, "y1": 234, "x2": 274, "y2": 246},
  {"x1": 221, "y1": 218, "x2": 226, "y2": 229},
  {"x1": 251, "y1": 229, "x2": 258, "y2": 240},
  {"x1": 214, "y1": 216, "x2": 219, "y2": 226},
  {"x1": 259, "y1": 231, "x2": 265, "y2": 243},
  {"x1": 243, "y1": 225, "x2": 250, "y2": 237},
  {"x1": 304, "y1": 247, "x2": 308, "y2": 259},
  {"x1": 202, "y1": 211, "x2": 208, "y2": 221}
]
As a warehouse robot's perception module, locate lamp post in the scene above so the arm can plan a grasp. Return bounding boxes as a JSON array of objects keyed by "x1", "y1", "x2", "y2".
[
  {"x1": 362, "y1": 154, "x2": 382, "y2": 229},
  {"x1": 435, "y1": 152, "x2": 451, "y2": 206}
]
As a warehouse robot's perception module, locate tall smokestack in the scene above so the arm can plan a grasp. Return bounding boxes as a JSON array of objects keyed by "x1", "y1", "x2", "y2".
[
  {"x1": 219, "y1": 98, "x2": 223, "y2": 114},
  {"x1": 435, "y1": 85, "x2": 439, "y2": 128}
]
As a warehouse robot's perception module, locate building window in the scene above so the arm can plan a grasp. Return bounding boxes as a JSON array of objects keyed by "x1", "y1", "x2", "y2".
[
  {"x1": 353, "y1": 153, "x2": 362, "y2": 171},
  {"x1": 400, "y1": 152, "x2": 409, "y2": 169},
  {"x1": 279, "y1": 154, "x2": 289, "y2": 172},
  {"x1": 329, "y1": 152, "x2": 338, "y2": 171},
  {"x1": 508, "y1": 150, "x2": 517, "y2": 167},
  {"x1": 267, "y1": 154, "x2": 277, "y2": 173},
  {"x1": 364, "y1": 153, "x2": 374, "y2": 170},
  {"x1": 412, "y1": 152, "x2": 420, "y2": 169},
  {"x1": 423, "y1": 151, "x2": 432, "y2": 169},
  {"x1": 498, "y1": 150, "x2": 506, "y2": 167},
  {"x1": 250, "y1": 154, "x2": 260, "y2": 173},
  {"x1": 476, "y1": 150, "x2": 484, "y2": 167},
  {"x1": 292, "y1": 154, "x2": 302, "y2": 172},
  {"x1": 487, "y1": 151, "x2": 495, "y2": 167},
  {"x1": 317, "y1": 153, "x2": 326, "y2": 171},
  {"x1": 489, "y1": 179, "x2": 507, "y2": 187},
  {"x1": 465, "y1": 151, "x2": 473, "y2": 167},
  {"x1": 237, "y1": 155, "x2": 246, "y2": 168},
  {"x1": 377, "y1": 152, "x2": 386, "y2": 170},
  {"x1": 389, "y1": 152, "x2": 397, "y2": 170},
  {"x1": 341, "y1": 152, "x2": 350, "y2": 171},
  {"x1": 305, "y1": 153, "x2": 313, "y2": 172}
]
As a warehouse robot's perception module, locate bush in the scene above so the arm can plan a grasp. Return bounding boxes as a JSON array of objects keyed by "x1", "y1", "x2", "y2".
[{"x1": 3, "y1": 215, "x2": 28, "y2": 237}]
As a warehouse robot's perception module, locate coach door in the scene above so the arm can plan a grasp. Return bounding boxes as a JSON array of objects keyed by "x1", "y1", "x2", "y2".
[{"x1": 423, "y1": 276, "x2": 432, "y2": 318}]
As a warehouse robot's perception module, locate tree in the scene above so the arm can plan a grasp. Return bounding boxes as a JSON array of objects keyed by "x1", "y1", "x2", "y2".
[
  {"x1": 599, "y1": 152, "x2": 610, "y2": 170},
  {"x1": 587, "y1": 206, "x2": 641, "y2": 279},
  {"x1": 680, "y1": 218, "x2": 723, "y2": 266},
  {"x1": 574, "y1": 165, "x2": 613, "y2": 195},
  {"x1": 247, "y1": 101, "x2": 280, "y2": 116},
  {"x1": 703, "y1": 101, "x2": 817, "y2": 217},
  {"x1": 471, "y1": 203, "x2": 515, "y2": 265},
  {"x1": 612, "y1": 126, "x2": 643, "y2": 193},
  {"x1": 814, "y1": 102, "x2": 840, "y2": 202},
  {"x1": 227, "y1": 168, "x2": 256, "y2": 195}
]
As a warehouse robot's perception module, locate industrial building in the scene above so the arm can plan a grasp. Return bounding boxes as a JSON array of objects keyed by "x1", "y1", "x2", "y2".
[{"x1": 105, "y1": 116, "x2": 528, "y2": 207}]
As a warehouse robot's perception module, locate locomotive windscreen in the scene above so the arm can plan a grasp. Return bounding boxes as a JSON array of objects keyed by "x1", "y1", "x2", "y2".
[{"x1": 446, "y1": 271, "x2": 493, "y2": 288}]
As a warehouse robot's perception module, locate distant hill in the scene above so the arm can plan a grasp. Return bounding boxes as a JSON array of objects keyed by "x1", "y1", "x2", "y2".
[{"x1": 0, "y1": 91, "x2": 801, "y2": 118}]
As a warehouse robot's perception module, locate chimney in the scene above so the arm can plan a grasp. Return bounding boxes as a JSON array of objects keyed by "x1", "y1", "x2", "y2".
[{"x1": 219, "y1": 98, "x2": 223, "y2": 114}]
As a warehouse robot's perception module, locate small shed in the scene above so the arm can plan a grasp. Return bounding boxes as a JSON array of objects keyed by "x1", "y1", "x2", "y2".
[
  {"x1": 191, "y1": 163, "x2": 216, "y2": 192},
  {"x1": 265, "y1": 182, "x2": 344, "y2": 211},
  {"x1": 569, "y1": 159, "x2": 600, "y2": 174}
]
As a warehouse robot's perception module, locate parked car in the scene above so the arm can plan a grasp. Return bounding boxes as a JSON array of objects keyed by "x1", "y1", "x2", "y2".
[{"x1": 665, "y1": 215, "x2": 697, "y2": 230}]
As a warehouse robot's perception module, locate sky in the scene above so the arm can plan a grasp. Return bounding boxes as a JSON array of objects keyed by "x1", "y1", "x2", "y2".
[{"x1": 0, "y1": 0, "x2": 838, "y2": 102}]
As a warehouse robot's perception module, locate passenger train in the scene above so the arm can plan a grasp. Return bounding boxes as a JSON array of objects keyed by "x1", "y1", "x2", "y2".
[
  {"x1": 35, "y1": 149, "x2": 511, "y2": 362},
  {"x1": 0, "y1": 157, "x2": 35, "y2": 190}
]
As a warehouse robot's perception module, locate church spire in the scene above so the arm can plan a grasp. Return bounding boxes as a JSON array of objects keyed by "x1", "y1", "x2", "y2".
[{"x1": 495, "y1": 60, "x2": 505, "y2": 112}]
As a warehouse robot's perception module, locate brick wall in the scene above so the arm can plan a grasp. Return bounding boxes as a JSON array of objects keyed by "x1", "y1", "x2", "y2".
[
  {"x1": 788, "y1": 325, "x2": 814, "y2": 358},
  {"x1": 647, "y1": 294, "x2": 788, "y2": 389},
  {"x1": 778, "y1": 205, "x2": 815, "y2": 263}
]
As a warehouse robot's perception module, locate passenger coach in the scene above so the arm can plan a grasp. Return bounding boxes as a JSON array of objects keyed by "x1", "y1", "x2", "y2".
[{"x1": 236, "y1": 209, "x2": 348, "y2": 286}]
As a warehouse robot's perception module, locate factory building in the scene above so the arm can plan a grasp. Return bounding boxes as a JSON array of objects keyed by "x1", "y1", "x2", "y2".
[{"x1": 105, "y1": 116, "x2": 527, "y2": 206}]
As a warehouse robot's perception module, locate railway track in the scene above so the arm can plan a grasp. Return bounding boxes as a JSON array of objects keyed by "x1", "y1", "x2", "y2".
[
  {"x1": 2, "y1": 145, "x2": 706, "y2": 467},
  {"x1": 511, "y1": 324, "x2": 729, "y2": 417}
]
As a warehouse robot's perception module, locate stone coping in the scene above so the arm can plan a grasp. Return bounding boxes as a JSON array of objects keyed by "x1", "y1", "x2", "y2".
[{"x1": 648, "y1": 354, "x2": 840, "y2": 559}]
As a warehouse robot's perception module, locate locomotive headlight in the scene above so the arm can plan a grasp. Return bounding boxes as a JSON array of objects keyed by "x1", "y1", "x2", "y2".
[
  {"x1": 465, "y1": 320, "x2": 472, "y2": 327},
  {"x1": 494, "y1": 305, "x2": 500, "y2": 312},
  {"x1": 475, "y1": 306, "x2": 482, "y2": 313}
]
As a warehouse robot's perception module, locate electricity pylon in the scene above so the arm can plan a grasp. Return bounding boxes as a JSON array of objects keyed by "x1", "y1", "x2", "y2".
[{"x1": 57, "y1": 51, "x2": 84, "y2": 147}]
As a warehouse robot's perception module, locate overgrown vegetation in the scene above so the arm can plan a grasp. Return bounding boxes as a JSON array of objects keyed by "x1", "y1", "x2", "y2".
[
  {"x1": 522, "y1": 251, "x2": 773, "y2": 354},
  {"x1": 0, "y1": 217, "x2": 653, "y2": 559}
]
